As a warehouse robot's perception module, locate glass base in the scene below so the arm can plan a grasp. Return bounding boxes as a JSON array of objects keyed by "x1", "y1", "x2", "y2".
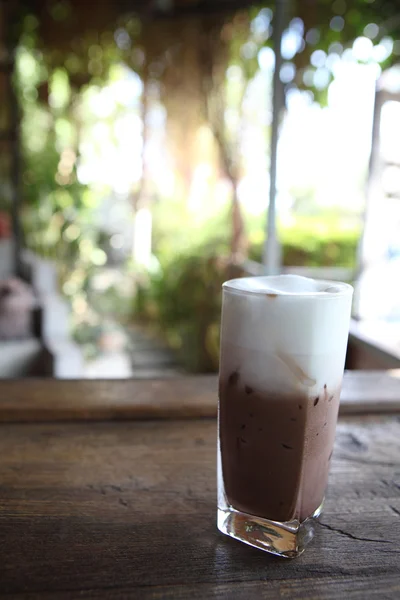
[{"x1": 217, "y1": 501, "x2": 323, "y2": 559}]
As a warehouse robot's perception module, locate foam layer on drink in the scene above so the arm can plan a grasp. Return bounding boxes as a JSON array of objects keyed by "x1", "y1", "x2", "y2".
[
  {"x1": 224, "y1": 274, "x2": 348, "y2": 296},
  {"x1": 221, "y1": 275, "x2": 353, "y2": 396}
]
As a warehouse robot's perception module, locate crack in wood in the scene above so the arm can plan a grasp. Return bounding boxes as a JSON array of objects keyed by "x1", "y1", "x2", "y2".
[
  {"x1": 389, "y1": 505, "x2": 400, "y2": 517},
  {"x1": 347, "y1": 433, "x2": 368, "y2": 452},
  {"x1": 318, "y1": 522, "x2": 391, "y2": 544}
]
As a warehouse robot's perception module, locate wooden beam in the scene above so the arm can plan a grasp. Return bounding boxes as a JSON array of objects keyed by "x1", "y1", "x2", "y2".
[
  {"x1": 4, "y1": 0, "x2": 23, "y2": 277},
  {"x1": 146, "y1": 0, "x2": 266, "y2": 20},
  {"x1": 263, "y1": 0, "x2": 285, "y2": 273},
  {"x1": 0, "y1": 370, "x2": 399, "y2": 423}
]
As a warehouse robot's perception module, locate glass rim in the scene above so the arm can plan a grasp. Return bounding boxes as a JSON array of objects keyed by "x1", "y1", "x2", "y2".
[{"x1": 222, "y1": 276, "x2": 354, "y2": 299}]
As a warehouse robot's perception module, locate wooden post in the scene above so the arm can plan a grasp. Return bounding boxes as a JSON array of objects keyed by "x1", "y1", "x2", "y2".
[
  {"x1": 4, "y1": 0, "x2": 22, "y2": 277},
  {"x1": 263, "y1": 0, "x2": 286, "y2": 274}
]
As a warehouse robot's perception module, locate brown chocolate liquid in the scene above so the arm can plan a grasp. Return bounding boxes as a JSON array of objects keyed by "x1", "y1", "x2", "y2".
[{"x1": 219, "y1": 373, "x2": 337, "y2": 522}]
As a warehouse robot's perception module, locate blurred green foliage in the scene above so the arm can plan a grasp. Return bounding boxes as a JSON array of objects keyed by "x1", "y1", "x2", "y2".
[
  {"x1": 249, "y1": 216, "x2": 360, "y2": 267},
  {"x1": 135, "y1": 247, "x2": 243, "y2": 372},
  {"x1": 151, "y1": 201, "x2": 231, "y2": 261},
  {"x1": 15, "y1": 21, "x2": 104, "y2": 269},
  {"x1": 12, "y1": 1, "x2": 394, "y2": 368},
  {"x1": 135, "y1": 215, "x2": 361, "y2": 372}
]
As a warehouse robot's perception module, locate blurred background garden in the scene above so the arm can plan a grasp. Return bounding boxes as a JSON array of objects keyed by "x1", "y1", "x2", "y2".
[{"x1": 1, "y1": 0, "x2": 400, "y2": 377}]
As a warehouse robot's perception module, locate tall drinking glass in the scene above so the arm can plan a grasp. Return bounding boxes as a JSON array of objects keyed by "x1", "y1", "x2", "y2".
[{"x1": 217, "y1": 275, "x2": 353, "y2": 558}]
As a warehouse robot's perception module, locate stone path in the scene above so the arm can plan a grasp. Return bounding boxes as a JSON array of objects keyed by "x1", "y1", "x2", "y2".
[
  {"x1": 84, "y1": 323, "x2": 183, "y2": 379},
  {"x1": 127, "y1": 324, "x2": 184, "y2": 378}
]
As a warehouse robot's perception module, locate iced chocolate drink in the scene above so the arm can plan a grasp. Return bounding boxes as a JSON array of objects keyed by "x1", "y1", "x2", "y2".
[{"x1": 217, "y1": 275, "x2": 353, "y2": 558}]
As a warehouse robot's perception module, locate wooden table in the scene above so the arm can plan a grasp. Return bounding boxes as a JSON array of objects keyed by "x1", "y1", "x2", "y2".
[{"x1": 1, "y1": 372, "x2": 400, "y2": 599}]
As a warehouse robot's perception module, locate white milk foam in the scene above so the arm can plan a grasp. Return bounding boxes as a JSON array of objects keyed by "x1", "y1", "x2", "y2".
[
  {"x1": 224, "y1": 274, "x2": 348, "y2": 296},
  {"x1": 220, "y1": 275, "x2": 353, "y2": 395}
]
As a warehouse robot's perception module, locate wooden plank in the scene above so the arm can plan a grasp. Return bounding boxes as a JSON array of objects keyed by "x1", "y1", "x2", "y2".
[
  {"x1": 0, "y1": 376, "x2": 218, "y2": 422},
  {"x1": 0, "y1": 416, "x2": 399, "y2": 597},
  {"x1": 349, "y1": 319, "x2": 400, "y2": 368},
  {"x1": 339, "y1": 369, "x2": 400, "y2": 413},
  {"x1": 6, "y1": 575, "x2": 400, "y2": 599},
  {"x1": 0, "y1": 371, "x2": 400, "y2": 423}
]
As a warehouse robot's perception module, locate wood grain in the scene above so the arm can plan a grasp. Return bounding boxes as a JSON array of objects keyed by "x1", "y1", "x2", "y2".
[
  {"x1": 5, "y1": 576, "x2": 400, "y2": 599},
  {"x1": 0, "y1": 415, "x2": 399, "y2": 597},
  {"x1": 0, "y1": 370, "x2": 400, "y2": 423},
  {"x1": 0, "y1": 376, "x2": 217, "y2": 422}
]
